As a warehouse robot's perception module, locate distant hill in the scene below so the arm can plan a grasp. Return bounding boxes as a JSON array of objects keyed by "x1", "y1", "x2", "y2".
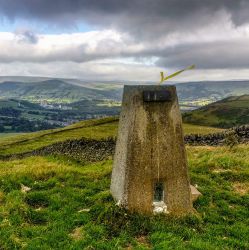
[
  {"x1": 176, "y1": 81, "x2": 249, "y2": 99},
  {"x1": 0, "y1": 79, "x2": 122, "y2": 103},
  {"x1": 183, "y1": 95, "x2": 249, "y2": 128},
  {"x1": 175, "y1": 80, "x2": 249, "y2": 110},
  {"x1": 1, "y1": 77, "x2": 249, "y2": 110}
]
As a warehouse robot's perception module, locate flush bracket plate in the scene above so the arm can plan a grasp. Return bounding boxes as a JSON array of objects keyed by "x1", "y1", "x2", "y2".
[{"x1": 143, "y1": 90, "x2": 172, "y2": 102}]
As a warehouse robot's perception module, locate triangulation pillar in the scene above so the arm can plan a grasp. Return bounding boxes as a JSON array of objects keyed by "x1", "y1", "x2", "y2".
[{"x1": 111, "y1": 85, "x2": 194, "y2": 215}]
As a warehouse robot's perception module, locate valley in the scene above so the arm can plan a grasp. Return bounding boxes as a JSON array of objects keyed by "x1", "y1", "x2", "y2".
[
  {"x1": 0, "y1": 99, "x2": 120, "y2": 133},
  {"x1": 0, "y1": 76, "x2": 249, "y2": 133}
]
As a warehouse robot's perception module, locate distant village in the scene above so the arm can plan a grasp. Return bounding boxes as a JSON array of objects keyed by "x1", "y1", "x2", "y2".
[{"x1": 39, "y1": 100, "x2": 73, "y2": 110}]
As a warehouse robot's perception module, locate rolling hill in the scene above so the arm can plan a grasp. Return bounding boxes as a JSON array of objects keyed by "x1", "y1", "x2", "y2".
[
  {"x1": 1, "y1": 77, "x2": 249, "y2": 134},
  {"x1": 1, "y1": 76, "x2": 249, "y2": 107},
  {"x1": 176, "y1": 80, "x2": 249, "y2": 100},
  {"x1": 0, "y1": 117, "x2": 248, "y2": 249},
  {"x1": 0, "y1": 79, "x2": 122, "y2": 103},
  {"x1": 183, "y1": 95, "x2": 249, "y2": 128}
]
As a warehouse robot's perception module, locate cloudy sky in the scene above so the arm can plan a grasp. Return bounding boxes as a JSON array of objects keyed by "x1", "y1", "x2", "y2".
[{"x1": 1, "y1": 0, "x2": 249, "y2": 82}]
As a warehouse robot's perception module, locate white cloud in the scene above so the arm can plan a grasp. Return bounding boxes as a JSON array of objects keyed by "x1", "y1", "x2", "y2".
[
  {"x1": 1, "y1": 60, "x2": 249, "y2": 83},
  {"x1": 1, "y1": 10, "x2": 249, "y2": 81},
  {"x1": 1, "y1": 11, "x2": 249, "y2": 65},
  {"x1": 0, "y1": 29, "x2": 152, "y2": 63}
]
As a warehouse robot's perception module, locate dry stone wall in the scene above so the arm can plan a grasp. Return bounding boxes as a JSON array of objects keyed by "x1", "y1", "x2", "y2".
[
  {"x1": 1, "y1": 125, "x2": 249, "y2": 161},
  {"x1": 185, "y1": 125, "x2": 249, "y2": 146},
  {"x1": 1, "y1": 137, "x2": 116, "y2": 162}
]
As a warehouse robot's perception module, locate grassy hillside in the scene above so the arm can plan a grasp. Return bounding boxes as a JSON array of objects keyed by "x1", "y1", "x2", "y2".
[
  {"x1": 0, "y1": 117, "x2": 223, "y2": 156},
  {"x1": 0, "y1": 117, "x2": 248, "y2": 249},
  {"x1": 0, "y1": 133, "x2": 25, "y2": 139},
  {"x1": 0, "y1": 117, "x2": 118, "y2": 156},
  {"x1": 183, "y1": 95, "x2": 249, "y2": 128}
]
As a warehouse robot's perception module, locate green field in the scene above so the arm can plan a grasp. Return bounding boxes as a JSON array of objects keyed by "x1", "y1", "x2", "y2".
[
  {"x1": 0, "y1": 117, "x2": 223, "y2": 156},
  {"x1": 0, "y1": 145, "x2": 248, "y2": 249},
  {"x1": 0, "y1": 117, "x2": 248, "y2": 249},
  {"x1": 0, "y1": 133, "x2": 25, "y2": 139}
]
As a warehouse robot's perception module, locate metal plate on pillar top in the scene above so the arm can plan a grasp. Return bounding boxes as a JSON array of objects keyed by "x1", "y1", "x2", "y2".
[{"x1": 143, "y1": 90, "x2": 171, "y2": 102}]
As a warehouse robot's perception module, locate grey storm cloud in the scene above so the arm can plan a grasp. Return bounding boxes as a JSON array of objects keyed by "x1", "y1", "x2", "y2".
[
  {"x1": 1, "y1": 0, "x2": 249, "y2": 71},
  {"x1": 1, "y1": 0, "x2": 249, "y2": 34},
  {"x1": 156, "y1": 40, "x2": 249, "y2": 69}
]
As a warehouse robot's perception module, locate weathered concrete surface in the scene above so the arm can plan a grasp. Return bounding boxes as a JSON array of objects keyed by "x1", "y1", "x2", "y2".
[{"x1": 111, "y1": 85, "x2": 194, "y2": 215}]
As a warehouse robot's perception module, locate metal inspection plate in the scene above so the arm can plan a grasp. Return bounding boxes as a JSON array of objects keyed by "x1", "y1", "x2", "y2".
[{"x1": 143, "y1": 90, "x2": 172, "y2": 102}]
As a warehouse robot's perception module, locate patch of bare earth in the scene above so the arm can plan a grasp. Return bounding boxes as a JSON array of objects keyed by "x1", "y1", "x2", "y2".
[
  {"x1": 136, "y1": 236, "x2": 151, "y2": 248},
  {"x1": 124, "y1": 236, "x2": 151, "y2": 249},
  {"x1": 70, "y1": 227, "x2": 84, "y2": 241},
  {"x1": 233, "y1": 182, "x2": 249, "y2": 195}
]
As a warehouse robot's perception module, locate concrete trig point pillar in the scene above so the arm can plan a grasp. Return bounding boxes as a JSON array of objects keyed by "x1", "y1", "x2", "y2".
[{"x1": 111, "y1": 85, "x2": 195, "y2": 215}]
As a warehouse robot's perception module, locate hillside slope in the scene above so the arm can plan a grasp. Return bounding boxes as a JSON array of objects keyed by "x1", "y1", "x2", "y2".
[
  {"x1": 0, "y1": 117, "x2": 248, "y2": 249},
  {"x1": 0, "y1": 117, "x2": 223, "y2": 156},
  {"x1": 183, "y1": 95, "x2": 249, "y2": 128}
]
